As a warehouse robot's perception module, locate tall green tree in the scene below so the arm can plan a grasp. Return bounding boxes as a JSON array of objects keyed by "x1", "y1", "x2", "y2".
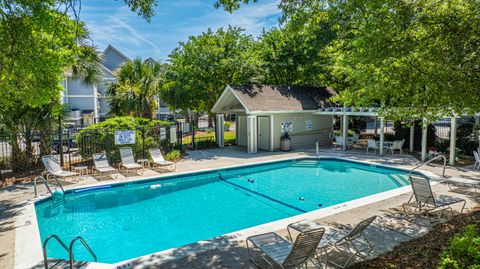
[
  {"x1": 107, "y1": 58, "x2": 165, "y2": 119},
  {"x1": 161, "y1": 26, "x2": 257, "y2": 126},
  {"x1": 0, "y1": 0, "x2": 156, "y2": 172},
  {"x1": 328, "y1": 0, "x2": 480, "y2": 121},
  {"x1": 254, "y1": 1, "x2": 338, "y2": 86},
  {"x1": 216, "y1": 0, "x2": 480, "y2": 121}
]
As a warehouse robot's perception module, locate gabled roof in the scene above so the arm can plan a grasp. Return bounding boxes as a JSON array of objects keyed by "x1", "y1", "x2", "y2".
[
  {"x1": 212, "y1": 85, "x2": 336, "y2": 113},
  {"x1": 102, "y1": 44, "x2": 130, "y2": 62}
]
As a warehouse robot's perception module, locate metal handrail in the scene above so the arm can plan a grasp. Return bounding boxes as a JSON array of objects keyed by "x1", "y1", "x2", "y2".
[
  {"x1": 409, "y1": 154, "x2": 447, "y2": 177},
  {"x1": 69, "y1": 236, "x2": 98, "y2": 268},
  {"x1": 34, "y1": 174, "x2": 65, "y2": 198},
  {"x1": 34, "y1": 176, "x2": 52, "y2": 197},
  {"x1": 46, "y1": 174, "x2": 65, "y2": 193},
  {"x1": 43, "y1": 235, "x2": 69, "y2": 269}
]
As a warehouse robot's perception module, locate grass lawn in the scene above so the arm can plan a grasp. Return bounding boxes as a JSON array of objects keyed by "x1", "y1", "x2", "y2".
[{"x1": 181, "y1": 131, "x2": 235, "y2": 146}]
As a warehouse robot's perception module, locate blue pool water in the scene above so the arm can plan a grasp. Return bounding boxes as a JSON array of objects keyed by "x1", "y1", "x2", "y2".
[{"x1": 36, "y1": 158, "x2": 411, "y2": 263}]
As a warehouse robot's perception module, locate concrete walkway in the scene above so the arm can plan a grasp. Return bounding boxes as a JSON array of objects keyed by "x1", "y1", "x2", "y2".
[{"x1": 1, "y1": 147, "x2": 479, "y2": 269}]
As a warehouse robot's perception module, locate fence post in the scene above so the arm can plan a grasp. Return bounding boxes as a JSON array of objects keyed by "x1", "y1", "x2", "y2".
[
  {"x1": 58, "y1": 118, "x2": 64, "y2": 167},
  {"x1": 191, "y1": 119, "x2": 196, "y2": 150},
  {"x1": 67, "y1": 129, "x2": 72, "y2": 170},
  {"x1": 141, "y1": 127, "x2": 146, "y2": 159},
  {"x1": 177, "y1": 122, "x2": 183, "y2": 152}
]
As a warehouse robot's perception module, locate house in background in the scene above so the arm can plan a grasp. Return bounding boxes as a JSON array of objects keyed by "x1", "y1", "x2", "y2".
[{"x1": 62, "y1": 45, "x2": 172, "y2": 127}]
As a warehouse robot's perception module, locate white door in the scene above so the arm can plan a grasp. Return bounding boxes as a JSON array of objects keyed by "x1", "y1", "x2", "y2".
[
  {"x1": 257, "y1": 117, "x2": 270, "y2": 151},
  {"x1": 237, "y1": 116, "x2": 247, "y2": 146}
]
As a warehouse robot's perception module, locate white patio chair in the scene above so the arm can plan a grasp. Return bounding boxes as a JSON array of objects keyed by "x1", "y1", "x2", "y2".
[
  {"x1": 42, "y1": 155, "x2": 79, "y2": 182},
  {"x1": 385, "y1": 139, "x2": 404, "y2": 155},
  {"x1": 93, "y1": 152, "x2": 118, "y2": 179},
  {"x1": 366, "y1": 139, "x2": 379, "y2": 154},
  {"x1": 149, "y1": 148, "x2": 175, "y2": 171},
  {"x1": 247, "y1": 227, "x2": 325, "y2": 268},
  {"x1": 402, "y1": 175, "x2": 466, "y2": 223},
  {"x1": 334, "y1": 136, "x2": 354, "y2": 150},
  {"x1": 119, "y1": 147, "x2": 144, "y2": 174},
  {"x1": 474, "y1": 151, "x2": 480, "y2": 170},
  {"x1": 333, "y1": 136, "x2": 344, "y2": 149}
]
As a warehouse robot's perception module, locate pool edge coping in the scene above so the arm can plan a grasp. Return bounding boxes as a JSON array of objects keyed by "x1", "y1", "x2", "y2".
[{"x1": 15, "y1": 155, "x2": 440, "y2": 269}]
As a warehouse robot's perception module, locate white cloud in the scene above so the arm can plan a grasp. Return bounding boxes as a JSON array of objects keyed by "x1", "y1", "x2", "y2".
[{"x1": 82, "y1": 0, "x2": 280, "y2": 60}]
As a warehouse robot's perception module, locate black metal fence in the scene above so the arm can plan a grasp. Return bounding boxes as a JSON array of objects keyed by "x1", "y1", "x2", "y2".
[
  {"x1": 0, "y1": 124, "x2": 175, "y2": 182},
  {"x1": 176, "y1": 120, "x2": 219, "y2": 151}
]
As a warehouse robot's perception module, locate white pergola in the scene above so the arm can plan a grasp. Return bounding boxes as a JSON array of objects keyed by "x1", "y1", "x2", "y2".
[{"x1": 315, "y1": 107, "x2": 479, "y2": 165}]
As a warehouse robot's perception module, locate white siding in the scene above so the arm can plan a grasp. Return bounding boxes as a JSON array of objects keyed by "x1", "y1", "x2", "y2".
[{"x1": 66, "y1": 77, "x2": 94, "y2": 96}]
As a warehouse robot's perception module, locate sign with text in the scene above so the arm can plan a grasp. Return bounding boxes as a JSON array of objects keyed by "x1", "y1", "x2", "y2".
[
  {"x1": 114, "y1": 130, "x2": 136, "y2": 145},
  {"x1": 305, "y1": 120, "x2": 313, "y2": 131},
  {"x1": 160, "y1": 127, "x2": 167, "y2": 140}
]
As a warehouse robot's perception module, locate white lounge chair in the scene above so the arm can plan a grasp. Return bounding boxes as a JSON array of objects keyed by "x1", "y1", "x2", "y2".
[
  {"x1": 402, "y1": 175, "x2": 466, "y2": 223},
  {"x1": 366, "y1": 139, "x2": 379, "y2": 154},
  {"x1": 444, "y1": 176, "x2": 480, "y2": 200},
  {"x1": 474, "y1": 151, "x2": 480, "y2": 170},
  {"x1": 149, "y1": 148, "x2": 175, "y2": 171},
  {"x1": 286, "y1": 216, "x2": 377, "y2": 268},
  {"x1": 93, "y1": 152, "x2": 118, "y2": 179},
  {"x1": 119, "y1": 147, "x2": 144, "y2": 174},
  {"x1": 385, "y1": 139, "x2": 404, "y2": 155},
  {"x1": 247, "y1": 227, "x2": 325, "y2": 268},
  {"x1": 323, "y1": 216, "x2": 377, "y2": 268},
  {"x1": 42, "y1": 155, "x2": 79, "y2": 182}
]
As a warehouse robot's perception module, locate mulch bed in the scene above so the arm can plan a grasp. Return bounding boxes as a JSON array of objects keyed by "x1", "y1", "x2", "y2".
[
  {"x1": 352, "y1": 209, "x2": 480, "y2": 269},
  {"x1": 0, "y1": 167, "x2": 44, "y2": 188}
]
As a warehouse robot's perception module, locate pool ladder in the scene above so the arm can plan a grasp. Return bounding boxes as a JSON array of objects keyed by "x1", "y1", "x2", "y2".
[
  {"x1": 409, "y1": 154, "x2": 447, "y2": 177},
  {"x1": 34, "y1": 175, "x2": 65, "y2": 198},
  {"x1": 43, "y1": 235, "x2": 97, "y2": 269}
]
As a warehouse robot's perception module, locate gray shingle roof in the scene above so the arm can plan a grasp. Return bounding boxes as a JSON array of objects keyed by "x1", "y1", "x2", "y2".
[{"x1": 229, "y1": 85, "x2": 336, "y2": 112}]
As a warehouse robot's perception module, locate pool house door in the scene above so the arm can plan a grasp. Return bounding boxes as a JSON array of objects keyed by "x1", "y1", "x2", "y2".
[{"x1": 257, "y1": 116, "x2": 270, "y2": 151}]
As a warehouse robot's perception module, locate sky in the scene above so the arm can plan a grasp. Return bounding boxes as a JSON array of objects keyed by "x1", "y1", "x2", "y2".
[{"x1": 79, "y1": 0, "x2": 281, "y2": 62}]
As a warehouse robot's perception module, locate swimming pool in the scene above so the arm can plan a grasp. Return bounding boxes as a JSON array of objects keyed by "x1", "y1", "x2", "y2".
[{"x1": 35, "y1": 158, "x2": 412, "y2": 263}]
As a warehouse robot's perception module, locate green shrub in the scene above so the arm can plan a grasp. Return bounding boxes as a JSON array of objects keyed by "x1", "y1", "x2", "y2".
[
  {"x1": 224, "y1": 121, "x2": 233, "y2": 130},
  {"x1": 165, "y1": 150, "x2": 181, "y2": 161},
  {"x1": 333, "y1": 129, "x2": 356, "y2": 137},
  {"x1": 77, "y1": 116, "x2": 172, "y2": 164},
  {"x1": 439, "y1": 225, "x2": 480, "y2": 269},
  {"x1": 195, "y1": 139, "x2": 217, "y2": 149}
]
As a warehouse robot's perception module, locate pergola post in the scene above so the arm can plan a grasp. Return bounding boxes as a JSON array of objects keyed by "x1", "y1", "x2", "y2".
[
  {"x1": 379, "y1": 117, "x2": 385, "y2": 155},
  {"x1": 373, "y1": 117, "x2": 378, "y2": 136},
  {"x1": 216, "y1": 113, "x2": 225, "y2": 148},
  {"x1": 409, "y1": 123, "x2": 415, "y2": 153},
  {"x1": 246, "y1": 115, "x2": 257, "y2": 153},
  {"x1": 421, "y1": 118, "x2": 428, "y2": 162},
  {"x1": 449, "y1": 117, "x2": 457, "y2": 165},
  {"x1": 342, "y1": 112, "x2": 349, "y2": 151}
]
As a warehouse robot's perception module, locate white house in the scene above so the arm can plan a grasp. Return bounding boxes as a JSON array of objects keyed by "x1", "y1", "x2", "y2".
[
  {"x1": 62, "y1": 45, "x2": 171, "y2": 126},
  {"x1": 212, "y1": 85, "x2": 337, "y2": 153}
]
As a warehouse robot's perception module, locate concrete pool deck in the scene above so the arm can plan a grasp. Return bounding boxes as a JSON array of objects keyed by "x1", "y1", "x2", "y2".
[{"x1": 1, "y1": 146, "x2": 479, "y2": 268}]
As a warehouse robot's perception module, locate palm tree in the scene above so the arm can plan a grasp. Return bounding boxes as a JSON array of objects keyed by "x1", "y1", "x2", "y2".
[{"x1": 107, "y1": 58, "x2": 164, "y2": 119}]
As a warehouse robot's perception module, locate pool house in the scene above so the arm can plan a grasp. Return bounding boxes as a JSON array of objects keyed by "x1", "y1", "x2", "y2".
[
  {"x1": 211, "y1": 85, "x2": 337, "y2": 153},
  {"x1": 213, "y1": 84, "x2": 477, "y2": 165}
]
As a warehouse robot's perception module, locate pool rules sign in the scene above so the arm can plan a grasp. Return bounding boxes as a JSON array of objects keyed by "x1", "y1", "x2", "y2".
[{"x1": 115, "y1": 130, "x2": 136, "y2": 145}]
